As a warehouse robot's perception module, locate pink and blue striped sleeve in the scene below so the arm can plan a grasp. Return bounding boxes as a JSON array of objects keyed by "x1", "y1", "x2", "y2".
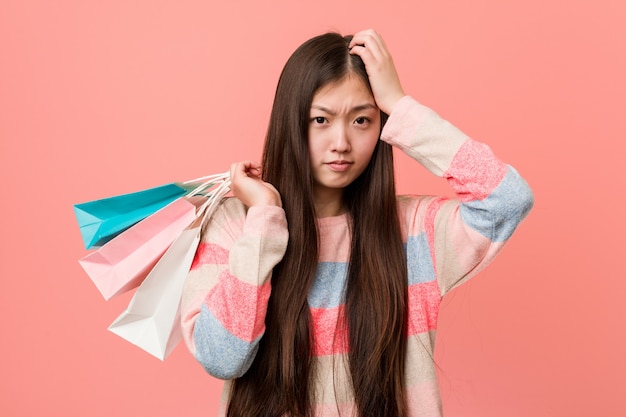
[
  {"x1": 382, "y1": 96, "x2": 534, "y2": 296},
  {"x1": 180, "y1": 198, "x2": 288, "y2": 379}
]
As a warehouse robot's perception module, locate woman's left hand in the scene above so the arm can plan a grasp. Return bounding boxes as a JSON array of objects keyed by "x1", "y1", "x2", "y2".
[{"x1": 349, "y1": 29, "x2": 405, "y2": 115}]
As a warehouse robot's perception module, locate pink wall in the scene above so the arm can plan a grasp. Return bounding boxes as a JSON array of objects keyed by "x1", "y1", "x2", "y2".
[{"x1": 1, "y1": 0, "x2": 624, "y2": 416}]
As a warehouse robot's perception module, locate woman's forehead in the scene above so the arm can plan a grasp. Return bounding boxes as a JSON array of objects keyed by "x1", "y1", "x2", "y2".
[{"x1": 311, "y1": 76, "x2": 376, "y2": 110}]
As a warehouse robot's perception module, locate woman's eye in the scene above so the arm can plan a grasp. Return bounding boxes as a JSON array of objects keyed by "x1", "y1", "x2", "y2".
[
  {"x1": 354, "y1": 117, "x2": 369, "y2": 125},
  {"x1": 312, "y1": 117, "x2": 327, "y2": 124}
]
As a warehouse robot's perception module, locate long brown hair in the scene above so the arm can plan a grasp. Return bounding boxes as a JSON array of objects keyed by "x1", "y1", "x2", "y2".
[{"x1": 227, "y1": 32, "x2": 408, "y2": 417}]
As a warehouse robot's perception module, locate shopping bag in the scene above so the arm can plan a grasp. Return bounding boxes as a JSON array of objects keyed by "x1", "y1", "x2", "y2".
[
  {"x1": 78, "y1": 197, "x2": 199, "y2": 300},
  {"x1": 107, "y1": 177, "x2": 231, "y2": 360},
  {"x1": 77, "y1": 174, "x2": 230, "y2": 301},
  {"x1": 108, "y1": 218, "x2": 203, "y2": 360},
  {"x1": 74, "y1": 183, "x2": 189, "y2": 249}
]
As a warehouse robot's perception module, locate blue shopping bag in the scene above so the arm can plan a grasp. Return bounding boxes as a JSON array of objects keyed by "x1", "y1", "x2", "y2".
[{"x1": 74, "y1": 183, "x2": 189, "y2": 249}]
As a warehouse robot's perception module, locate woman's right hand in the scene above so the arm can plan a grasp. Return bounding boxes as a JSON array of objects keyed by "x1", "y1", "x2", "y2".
[
  {"x1": 348, "y1": 29, "x2": 406, "y2": 116},
  {"x1": 229, "y1": 161, "x2": 282, "y2": 208}
]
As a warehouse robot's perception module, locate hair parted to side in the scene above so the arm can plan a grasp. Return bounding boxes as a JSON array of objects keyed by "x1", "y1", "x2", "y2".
[{"x1": 227, "y1": 32, "x2": 409, "y2": 417}]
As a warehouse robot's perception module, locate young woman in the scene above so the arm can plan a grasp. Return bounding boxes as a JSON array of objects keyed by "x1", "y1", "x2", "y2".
[{"x1": 181, "y1": 29, "x2": 534, "y2": 417}]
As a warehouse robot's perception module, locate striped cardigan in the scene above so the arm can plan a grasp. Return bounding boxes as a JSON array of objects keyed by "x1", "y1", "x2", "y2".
[{"x1": 181, "y1": 96, "x2": 534, "y2": 416}]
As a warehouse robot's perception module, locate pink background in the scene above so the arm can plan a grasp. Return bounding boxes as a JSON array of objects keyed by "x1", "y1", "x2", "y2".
[{"x1": 1, "y1": 0, "x2": 625, "y2": 416}]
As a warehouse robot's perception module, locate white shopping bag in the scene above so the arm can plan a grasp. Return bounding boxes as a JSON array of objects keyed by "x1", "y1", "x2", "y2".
[{"x1": 107, "y1": 177, "x2": 230, "y2": 360}]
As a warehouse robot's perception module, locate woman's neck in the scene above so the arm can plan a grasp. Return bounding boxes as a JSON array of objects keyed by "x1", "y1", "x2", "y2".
[{"x1": 312, "y1": 188, "x2": 344, "y2": 218}]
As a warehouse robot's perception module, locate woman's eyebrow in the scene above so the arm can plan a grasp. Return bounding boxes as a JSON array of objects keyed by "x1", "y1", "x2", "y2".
[
  {"x1": 310, "y1": 103, "x2": 378, "y2": 115},
  {"x1": 352, "y1": 103, "x2": 378, "y2": 112}
]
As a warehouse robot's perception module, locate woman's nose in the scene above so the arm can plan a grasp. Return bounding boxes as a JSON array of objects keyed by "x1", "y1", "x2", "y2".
[{"x1": 332, "y1": 126, "x2": 351, "y2": 153}]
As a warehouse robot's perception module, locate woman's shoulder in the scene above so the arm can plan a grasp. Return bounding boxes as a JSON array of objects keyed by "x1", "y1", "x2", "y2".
[
  {"x1": 203, "y1": 196, "x2": 288, "y2": 242},
  {"x1": 201, "y1": 197, "x2": 248, "y2": 240},
  {"x1": 217, "y1": 196, "x2": 247, "y2": 213}
]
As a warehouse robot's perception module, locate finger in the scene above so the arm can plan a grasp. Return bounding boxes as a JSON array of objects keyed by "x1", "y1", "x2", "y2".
[
  {"x1": 349, "y1": 29, "x2": 385, "y2": 56},
  {"x1": 229, "y1": 162, "x2": 239, "y2": 181},
  {"x1": 237, "y1": 160, "x2": 261, "y2": 172},
  {"x1": 246, "y1": 166, "x2": 261, "y2": 177},
  {"x1": 349, "y1": 41, "x2": 385, "y2": 70},
  {"x1": 230, "y1": 161, "x2": 256, "y2": 183},
  {"x1": 349, "y1": 29, "x2": 378, "y2": 47},
  {"x1": 243, "y1": 161, "x2": 262, "y2": 178}
]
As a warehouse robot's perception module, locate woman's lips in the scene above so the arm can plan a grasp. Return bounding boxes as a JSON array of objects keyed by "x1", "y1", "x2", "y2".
[{"x1": 326, "y1": 160, "x2": 353, "y2": 172}]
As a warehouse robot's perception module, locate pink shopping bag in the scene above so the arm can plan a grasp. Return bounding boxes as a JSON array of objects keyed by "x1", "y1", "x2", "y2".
[{"x1": 78, "y1": 198, "x2": 198, "y2": 300}]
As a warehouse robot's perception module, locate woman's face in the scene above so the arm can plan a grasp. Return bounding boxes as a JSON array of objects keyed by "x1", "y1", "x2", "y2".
[{"x1": 307, "y1": 74, "x2": 381, "y2": 203}]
